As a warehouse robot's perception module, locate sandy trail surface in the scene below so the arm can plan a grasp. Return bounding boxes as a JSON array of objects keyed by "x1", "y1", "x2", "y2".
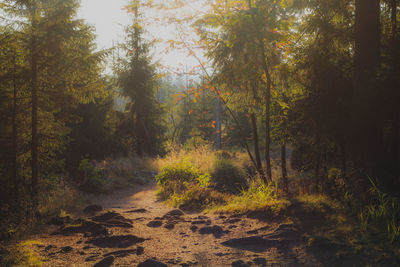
[{"x1": 28, "y1": 183, "x2": 337, "y2": 266}]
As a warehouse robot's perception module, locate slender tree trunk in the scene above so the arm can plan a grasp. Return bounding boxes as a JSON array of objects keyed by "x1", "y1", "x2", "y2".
[
  {"x1": 250, "y1": 113, "x2": 266, "y2": 182},
  {"x1": 30, "y1": 5, "x2": 39, "y2": 212},
  {"x1": 341, "y1": 136, "x2": 347, "y2": 178},
  {"x1": 248, "y1": 0, "x2": 272, "y2": 182},
  {"x1": 391, "y1": 0, "x2": 399, "y2": 187},
  {"x1": 353, "y1": 0, "x2": 381, "y2": 173},
  {"x1": 214, "y1": 98, "x2": 222, "y2": 150},
  {"x1": 281, "y1": 141, "x2": 288, "y2": 194},
  {"x1": 12, "y1": 53, "x2": 18, "y2": 201},
  {"x1": 315, "y1": 152, "x2": 321, "y2": 194}
]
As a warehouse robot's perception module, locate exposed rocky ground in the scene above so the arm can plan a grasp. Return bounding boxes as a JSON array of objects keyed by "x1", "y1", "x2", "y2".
[{"x1": 26, "y1": 184, "x2": 376, "y2": 266}]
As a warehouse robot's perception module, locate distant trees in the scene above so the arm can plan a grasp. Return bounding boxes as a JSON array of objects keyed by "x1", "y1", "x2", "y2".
[
  {"x1": 0, "y1": 0, "x2": 107, "y2": 212},
  {"x1": 190, "y1": 0, "x2": 400, "y2": 195},
  {"x1": 115, "y1": 1, "x2": 165, "y2": 156}
]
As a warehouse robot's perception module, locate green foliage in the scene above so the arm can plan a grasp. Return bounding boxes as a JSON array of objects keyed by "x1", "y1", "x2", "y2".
[
  {"x1": 210, "y1": 157, "x2": 247, "y2": 194},
  {"x1": 168, "y1": 183, "x2": 227, "y2": 210},
  {"x1": 183, "y1": 135, "x2": 211, "y2": 151},
  {"x1": 209, "y1": 182, "x2": 289, "y2": 214},
  {"x1": 114, "y1": 6, "x2": 166, "y2": 156},
  {"x1": 156, "y1": 159, "x2": 203, "y2": 185},
  {"x1": 78, "y1": 159, "x2": 105, "y2": 192},
  {"x1": 360, "y1": 178, "x2": 400, "y2": 244}
]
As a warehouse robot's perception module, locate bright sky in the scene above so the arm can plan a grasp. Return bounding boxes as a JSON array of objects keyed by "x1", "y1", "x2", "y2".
[{"x1": 77, "y1": 0, "x2": 208, "y2": 74}]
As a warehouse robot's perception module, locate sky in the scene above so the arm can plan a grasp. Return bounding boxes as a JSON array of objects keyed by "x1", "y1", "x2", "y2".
[{"x1": 77, "y1": 0, "x2": 207, "y2": 74}]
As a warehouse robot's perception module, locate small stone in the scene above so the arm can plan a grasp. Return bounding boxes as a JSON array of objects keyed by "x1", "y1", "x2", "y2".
[
  {"x1": 232, "y1": 260, "x2": 250, "y2": 267},
  {"x1": 190, "y1": 225, "x2": 198, "y2": 232},
  {"x1": 147, "y1": 220, "x2": 162, "y2": 228},
  {"x1": 137, "y1": 259, "x2": 168, "y2": 267},
  {"x1": 44, "y1": 245, "x2": 56, "y2": 251},
  {"x1": 93, "y1": 256, "x2": 114, "y2": 267},
  {"x1": 164, "y1": 223, "x2": 175, "y2": 230},
  {"x1": 61, "y1": 246, "x2": 72, "y2": 253},
  {"x1": 83, "y1": 204, "x2": 103, "y2": 214}
]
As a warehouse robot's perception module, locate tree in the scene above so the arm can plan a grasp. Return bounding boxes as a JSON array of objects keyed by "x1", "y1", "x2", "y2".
[{"x1": 116, "y1": 0, "x2": 166, "y2": 156}]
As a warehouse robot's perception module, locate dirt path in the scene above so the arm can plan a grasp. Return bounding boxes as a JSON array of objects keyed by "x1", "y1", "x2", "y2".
[{"x1": 28, "y1": 183, "x2": 345, "y2": 266}]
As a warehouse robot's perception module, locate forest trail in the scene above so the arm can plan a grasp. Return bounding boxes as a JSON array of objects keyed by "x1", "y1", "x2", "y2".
[{"x1": 27, "y1": 182, "x2": 359, "y2": 267}]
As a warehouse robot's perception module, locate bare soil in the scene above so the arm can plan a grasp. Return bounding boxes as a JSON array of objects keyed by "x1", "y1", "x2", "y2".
[{"x1": 27, "y1": 182, "x2": 374, "y2": 266}]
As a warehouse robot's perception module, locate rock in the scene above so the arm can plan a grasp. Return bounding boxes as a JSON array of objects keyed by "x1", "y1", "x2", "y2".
[
  {"x1": 162, "y1": 209, "x2": 184, "y2": 219},
  {"x1": 83, "y1": 246, "x2": 93, "y2": 250},
  {"x1": 253, "y1": 257, "x2": 267, "y2": 267},
  {"x1": 92, "y1": 211, "x2": 133, "y2": 228},
  {"x1": 126, "y1": 208, "x2": 148, "y2": 213},
  {"x1": 44, "y1": 245, "x2": 56, "y2": 251},
  {"x1": 218, "y1": 215, "x2": 227, "y2": 219},
  {"x1": 55, "y1": 218, "x2": 108, "y2": 237},
  {"x1": 147, "y1": 220, "x2": 162, "y2": 228},
  {"x1": 190, "y1": 225, "x2": 198, "y2": 232},
  {"x1": 85, "y1": 255, "x2": 99, "y2": 262},
  {"x1": 227, "y1": 218, "x2": 241, "y2": 224},
  {"x1": 180, "y1": 264, "x2": 190, "y2": 267},
  {"x1": 138, "y1": 259, "x2": 168, "y2": 267},
  {"x1": 86, "y1": 235, "x2": 145, "y2": 248},
  {"x1": 48, "y1": 216, "x2": 70, "y2": 226},
  {"x1": 164, "y1": 223, "x2": 175, "y2": 230},
  {"x1": 232, "y1": 260, "x2": 250, "y2": 267},
  {"x1": 199, "y1": 225, "x2": 224, "y2": 238},
  {"x1": 221, "y1": 236, "x2": 279, "y2": 253},
  {"x1": 103, "y1": 246, "x2": 144, "y2": 258},
  {"x1": 83, "y1": 204, "x2": 103, "y2": 215},
  {"x1": 93, "y1": 256, "x2": 115, "y2": 267},
  {"x1": 61, "y1": 246, "x2": 73, "y2": 253}
]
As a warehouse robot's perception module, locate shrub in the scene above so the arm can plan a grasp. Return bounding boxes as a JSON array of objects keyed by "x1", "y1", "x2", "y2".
[
  {"x1": 168, "y1": 183, "x2": 228, "y2": 210},
  {"x1": 155, "y1": 159, "x2": 208, "y2": 185},
  {"x1": 360, "y1": 178, "x2": 400, "y2": 244},
  {"x1": 155, "y1": 160, "x2": 211, "y2": 200},
  {"x1": 78, "y1": 159, "x2": 105, "y2": 192},
  {"x1": 210, "y1": 157, "x2": 247, "y2": 194},
  {"x1": 209, "y1": 182, "x2": 289, "y2": 214}
]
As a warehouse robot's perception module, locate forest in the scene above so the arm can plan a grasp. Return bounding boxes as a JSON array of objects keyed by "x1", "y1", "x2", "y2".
[{"x1": 0, "y1": 0, "x2": 399, "y2": 266}]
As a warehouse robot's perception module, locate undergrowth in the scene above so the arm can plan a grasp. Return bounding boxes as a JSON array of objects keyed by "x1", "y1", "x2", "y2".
[{"x1": 208, "y1": 182, "x2": 290, "y2": 214}]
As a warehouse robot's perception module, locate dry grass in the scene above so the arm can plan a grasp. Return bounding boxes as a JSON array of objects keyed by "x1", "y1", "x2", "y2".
[
  {"x1": 153, "y1": 145, "x2": 251, "y2": 174},
  {"x1": 1, "y1": 240, "x2": 43, "y2": 267},
  {"x1": 207, "y1": 182, "x2": 290, "y2": 215}
]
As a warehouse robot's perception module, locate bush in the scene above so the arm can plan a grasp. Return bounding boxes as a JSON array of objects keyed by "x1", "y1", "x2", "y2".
[
  {"x1": 210, "y1": 158, "x2": 247, "y2": 194},
  {"x1": 209, "y1": 182, "x2": 289, "y2": 214},
  {"x1": 168, "y1": 183, "x2": 227, "y2": 210},
  {"x1": 155, "y1": 160, "x2": 211, "y2": 200},
  {"x1": 360, "y1": 178, "x2": 400, "y2": 244},
  {"x1": 155, "y1": 159, "x2": 209, "y2": 186},
  {"x1": 78, "y1": 159, "x2": 105, "y2": 192}
]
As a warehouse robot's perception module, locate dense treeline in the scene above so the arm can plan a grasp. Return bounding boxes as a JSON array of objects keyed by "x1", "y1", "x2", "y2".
[
  {"x1": 0, "y1": 0, "x2": 399, "y2": 251},
  {"x1": 0, "y1": 0, "x2": 165, "y2": 234},
  {"x1": 186, "y1": 0, "x2": 400, "y2": 196}
]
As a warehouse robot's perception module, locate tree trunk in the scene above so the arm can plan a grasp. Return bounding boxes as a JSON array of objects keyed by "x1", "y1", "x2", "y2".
[
  {"x1": 248, "y1": 0, "x2": 272, "y2": 182},
  {"x1": 281, "y1": 141, "x2": 288, "y2": 194},
  {"x1": 315, "y1": 152, "x2": 321, "y2": 194},
  {"x1": 214, "y1": 98, "x2": 222, "y2": 150},
  {"x1": 12, "y1": 53, "x2": 18, "y2": 201},
  {"x1": 390, "y1": 0, "x2": 399, "y2": 188},
  {"x1": 250, "y1": 113, "x2": 266, "y2": 182},
  {"x1": 354, "y1": 0, "x2": 380, "y2": 80},
  {"x1": 30, "y1": 4, "x2": 39, "y2": 212},
  {"x1": 353, "y1": 0, "x2": 381, "y2": 174}
]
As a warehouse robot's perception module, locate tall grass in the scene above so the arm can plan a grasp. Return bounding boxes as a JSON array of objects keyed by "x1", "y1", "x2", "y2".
[
  {"x1": 208, "y1": 181, "x2": 290, "y2": 214},
  {"x1": 360, "y1": 177, "x2": 400, "y2": 243}
]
